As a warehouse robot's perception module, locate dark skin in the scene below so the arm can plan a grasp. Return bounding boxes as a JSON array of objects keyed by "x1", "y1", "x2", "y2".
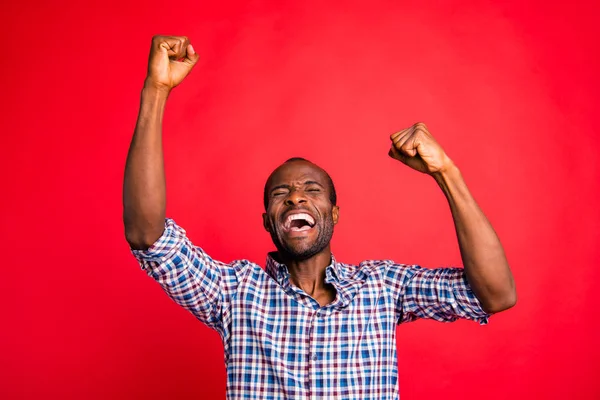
[
  {"x1": 388, "y1": 124, "x2": 517, "y2": 313},
  {"x1": 123, "y1": 35, "x2": 199, "y2": 248},
  {"x1": 262, "y1": 161, "x2": 340, "y2": 306},
  {"x1": 124, "y1": 35, "x2": 516, "y2": 314}
]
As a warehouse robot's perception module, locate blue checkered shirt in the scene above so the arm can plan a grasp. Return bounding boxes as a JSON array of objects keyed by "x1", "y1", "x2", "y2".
[{"x1": 132, "y1": 219, "x2": 490, "y2": 399}]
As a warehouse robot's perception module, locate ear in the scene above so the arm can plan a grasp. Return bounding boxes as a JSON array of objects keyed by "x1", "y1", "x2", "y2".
[
  {"x1": 332, "y1": 205, "x2": 340, "y2": 225},
  {"x1": 262, "y1": 213, "x2": 271, "y2": 232}
]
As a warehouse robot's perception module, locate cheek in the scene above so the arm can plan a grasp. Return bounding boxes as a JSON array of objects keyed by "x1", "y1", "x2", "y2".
[
  {"x1": 316, "y1": 202, "x2": 333, "y2": 216},
  {"x1": 268, "y1": 210, "x2": 281, "y2": 227}
]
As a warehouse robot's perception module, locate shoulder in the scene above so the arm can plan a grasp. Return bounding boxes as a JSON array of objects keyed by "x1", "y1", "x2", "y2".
[
  {"x1": 337, "y1": 259, "x2": 395, "y2": 282},
  {"x1": 342, "y1": 260, "x2": 424, "y2": 292}
]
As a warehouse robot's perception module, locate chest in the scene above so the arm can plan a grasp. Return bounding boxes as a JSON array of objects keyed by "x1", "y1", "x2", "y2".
[{"x1": 228, "y1": 276, "x2": 396, "y2": 351}]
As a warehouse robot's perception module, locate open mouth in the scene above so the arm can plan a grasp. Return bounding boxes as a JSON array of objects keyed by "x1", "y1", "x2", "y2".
[{"x1": 283, "y1": 212, "x2": 316, "y2": 232}]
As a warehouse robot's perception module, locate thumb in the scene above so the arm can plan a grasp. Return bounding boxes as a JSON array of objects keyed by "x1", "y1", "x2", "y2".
[
  {"x1": 388, "y1": 145, "x2": 407, "y2": 162},
  {"x1": 389, "y1": 145, "x2": 426, "y2": 172},
  {"x1": 183, "y1": 43, "x2": 200, "y2": 67}
]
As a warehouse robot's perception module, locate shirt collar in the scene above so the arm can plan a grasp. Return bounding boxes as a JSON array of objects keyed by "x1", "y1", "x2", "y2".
[
  {"x1": 265, "y1": 253, "x2": 358, "y2": 309},
  {"x1": 265, "y1": 252, "x2": 341, "y2": 287}
]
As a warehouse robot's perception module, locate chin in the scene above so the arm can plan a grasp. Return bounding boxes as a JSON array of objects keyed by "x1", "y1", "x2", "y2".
[
  {"x1": 283, "y1": 240, "x2": 327, "y2": 260},
  {"x1": 270, "y1": 223, "x2": 333, "y2": 260},
  {"x1": 286, "y1": 249, "x2": 320, "y2": 261},
  {"x1": 282, "y1": 243, "x2": 313, "y2": 258}
]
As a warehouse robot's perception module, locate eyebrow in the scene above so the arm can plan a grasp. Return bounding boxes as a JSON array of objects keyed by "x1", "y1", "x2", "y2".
[
  {"x1": 304, "y1": 181, "x2": 325, "y2": 188},
  {"x1": 270, "y1": 184, "x2": 290, "y2": 194},
  {"x1": 269, "y1": 181, "x2": 325, "y2": 194}
]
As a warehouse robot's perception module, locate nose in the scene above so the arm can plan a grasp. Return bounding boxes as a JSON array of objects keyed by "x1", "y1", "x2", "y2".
[{"x1": 284, "y1": 188, "x2": 307, "y2": 206}]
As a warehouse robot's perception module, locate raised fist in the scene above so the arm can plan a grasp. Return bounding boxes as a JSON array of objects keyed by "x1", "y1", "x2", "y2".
[
  {"x1": 145, "y1": 35, "x2": 199, "y2": 93},
  {"x1": 388, "y1": 122, "x2": 453, "y2": 175}
]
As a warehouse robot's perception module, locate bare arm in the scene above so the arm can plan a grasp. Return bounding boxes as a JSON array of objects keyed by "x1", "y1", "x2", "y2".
[
  {"x1": 123, "y1": 35, "x2": 199, "y2": 249},
  {"x1": 433, "y1": 163, "x2": 516, "y2": 313},
  {"x1": 389, "y1": 123, "x2": 516, "y2": 314}
]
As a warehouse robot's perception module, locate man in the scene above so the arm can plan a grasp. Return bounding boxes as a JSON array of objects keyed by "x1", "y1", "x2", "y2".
[{"x1": 123, "y1": 36, "x2": 516, "y2": 399}]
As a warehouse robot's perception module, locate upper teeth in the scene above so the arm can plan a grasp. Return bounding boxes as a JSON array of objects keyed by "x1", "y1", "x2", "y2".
[{"x1": 286, "y1": 213, "x2": 315, "y2": 227}]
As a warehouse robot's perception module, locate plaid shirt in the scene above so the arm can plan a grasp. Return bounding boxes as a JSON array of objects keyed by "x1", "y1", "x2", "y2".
[{"x1": 132, "y1": 219, "x2": 490, "y2": 399}]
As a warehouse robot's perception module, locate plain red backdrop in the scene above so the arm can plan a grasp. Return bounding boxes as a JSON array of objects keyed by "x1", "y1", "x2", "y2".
[{"x1": 1, "y1": 0, "x2": 599, "y2": 398}]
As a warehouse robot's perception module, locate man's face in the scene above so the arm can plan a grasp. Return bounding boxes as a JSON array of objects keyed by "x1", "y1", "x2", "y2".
[{"x1": 263, "y1": 161, "x2": 339, "y2": 260}]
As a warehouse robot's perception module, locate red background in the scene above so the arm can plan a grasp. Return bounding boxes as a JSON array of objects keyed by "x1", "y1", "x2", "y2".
[{"x1": 1, "y1": 0, "x2": 599, "y2": 398}]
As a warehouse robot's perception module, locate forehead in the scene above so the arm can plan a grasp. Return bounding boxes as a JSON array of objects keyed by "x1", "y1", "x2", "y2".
[{"x1": 266, "y1": 161, "x2": 329, "y2": 189}]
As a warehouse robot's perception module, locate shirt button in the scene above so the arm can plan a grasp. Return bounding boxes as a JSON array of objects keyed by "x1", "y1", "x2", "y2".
[{"x1": 311, "y1": 354, "x2": 318, "y2": 361}]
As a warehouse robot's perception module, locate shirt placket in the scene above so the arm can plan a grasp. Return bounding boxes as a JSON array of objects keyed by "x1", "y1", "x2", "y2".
[
  {"x1": 308, "y1": 307, "x2": 330, "y2": 399},
  {"x1": 282, "y1": 284, "x2": 319, "y2": 399},
  {"x1": 280, "y1": 266, "x2": 339, "y2": 399}
]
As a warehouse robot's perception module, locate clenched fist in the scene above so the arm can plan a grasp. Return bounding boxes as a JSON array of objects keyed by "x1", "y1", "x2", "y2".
[
  {"x1": 388, "y1": 123, "x2": 453, "y2": 175},
  {"x1": 145, "y1": 35, "x2": 199, "y2": 93}
]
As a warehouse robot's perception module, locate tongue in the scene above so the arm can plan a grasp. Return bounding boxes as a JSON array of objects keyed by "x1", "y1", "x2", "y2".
[
  {"x1": 289, "y1": 219, "x2": 311, "y2": 231},
  {"x1": 290, "y1": 225, "x2": 311, "y2": 232}
]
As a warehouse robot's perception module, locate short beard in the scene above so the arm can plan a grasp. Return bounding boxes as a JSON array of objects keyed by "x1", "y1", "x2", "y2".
[{"x1": 271, "y1": 215, "x2": 335, "y2": 261}]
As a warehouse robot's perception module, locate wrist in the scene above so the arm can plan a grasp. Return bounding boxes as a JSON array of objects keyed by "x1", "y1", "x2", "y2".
[
  {"x1": 142, "y1": 79, "x2": 171, "y2": 99},
  {"x1": 138, "y1": 82, "x2": 169, "y2": 120},
  {"x1": 140, "y1": 85, "x2": 170, "y2": 111},
  {"x1": 432, "y1": 159, "x2": 461, "y2": 187}
]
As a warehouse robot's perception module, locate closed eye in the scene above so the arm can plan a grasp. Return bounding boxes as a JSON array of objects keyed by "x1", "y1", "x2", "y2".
[{"x1": 304, "y1": 180, "x2": 325, "y2": 193}]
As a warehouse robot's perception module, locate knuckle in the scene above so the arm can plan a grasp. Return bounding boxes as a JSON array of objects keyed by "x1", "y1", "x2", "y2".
[{"x1": 414, "y1": 123, "x2": 428, "y2": 132}]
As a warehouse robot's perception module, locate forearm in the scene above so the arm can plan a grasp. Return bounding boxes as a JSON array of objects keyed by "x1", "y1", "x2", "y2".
[
  {"x1": 433, "y1": 162, "x2": 516, "y2": 313},
  {"x1": 123, "y1": 86, "x2": 169, "y2": 249}
]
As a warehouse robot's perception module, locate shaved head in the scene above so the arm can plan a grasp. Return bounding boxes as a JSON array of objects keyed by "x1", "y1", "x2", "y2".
[
  {"x1": 263, "y1": 158, "x2": 337, "y2": 210},
  {"x1": 262, "y1": 158, "x2": 339, "y2": 260}
]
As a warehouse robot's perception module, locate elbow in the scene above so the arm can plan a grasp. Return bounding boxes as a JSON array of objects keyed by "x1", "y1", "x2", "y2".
[
  {"x1": 125, "y1": 233, "x2": 156, "y2": 250},
  {"x1": 124, "y1": 225, "x2": 163, "y2": 250},
  {"x1": 123, "y1": 212, "x2": 165, "y2": 250},
  {"x1": 481, "y1": 288, "x2": 517, "y2": 314}
]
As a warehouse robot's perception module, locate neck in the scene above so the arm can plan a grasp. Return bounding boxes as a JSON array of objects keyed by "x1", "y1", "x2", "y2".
[{"x1": 277, "y1": 247, "x2": 335, "y2": 301}]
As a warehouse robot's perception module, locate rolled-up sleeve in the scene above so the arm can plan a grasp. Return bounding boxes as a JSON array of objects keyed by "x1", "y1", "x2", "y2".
[
  {"x1": 384, "y1": 263, "x2": 490, "y2": 325},
  {"x1": 131, "y1": 218, "x2": 244, "y2": 334}
]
